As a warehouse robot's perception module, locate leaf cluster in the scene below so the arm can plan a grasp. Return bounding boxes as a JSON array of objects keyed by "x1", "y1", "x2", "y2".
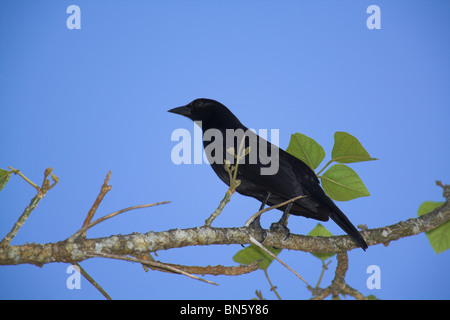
[
  {"x1": 286, "y1": 131, "x2": 377, "y2": 201},
  {"x1": 233, "y1": 131, "x2": 378, "y2": 298}
]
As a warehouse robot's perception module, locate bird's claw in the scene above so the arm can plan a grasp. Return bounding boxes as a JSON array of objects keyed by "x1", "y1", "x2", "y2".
[
  {"x1": 248, "y1": 218, "x2": 267, "y2": 243},
  {"x1": 270, "y1": 222, "x2": 290, "y2": 241}
]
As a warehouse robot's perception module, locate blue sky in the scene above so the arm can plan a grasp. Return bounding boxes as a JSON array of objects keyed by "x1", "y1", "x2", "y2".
[{"x1": 0, "y1": 0, "x2": 449, "y2": 300}]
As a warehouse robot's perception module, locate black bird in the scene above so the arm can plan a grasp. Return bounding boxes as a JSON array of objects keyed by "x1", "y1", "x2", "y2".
[{"x1": 169, "y1": 98, "x2": 368, "y2": 250}]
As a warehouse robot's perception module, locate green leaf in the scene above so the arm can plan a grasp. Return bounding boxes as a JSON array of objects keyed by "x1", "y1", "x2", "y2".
[
  {"x1": 332, "y1": 132, "x2": 378, "y2": 164},
  {"x1": 308, "y1": 223, "x2": 336, "y2": 261},
  {"x1": 233, "y1": 244, "x2": 281, "y2": 271},
  {"x1": 417, "y1": 201, "x2": 444, "y2": 217},
  {"x1": 0, "y1": 169, "x2": 11, "y2": 191},
  {"x1": 320, "y1": 164, "x2": 370, "y2": 201},
  {"x1": 418, "y1": 201, "x2": 449, "y2": 254},
  {"x1": 286, "y1": 133, "x2": 325, "y2": 170}
]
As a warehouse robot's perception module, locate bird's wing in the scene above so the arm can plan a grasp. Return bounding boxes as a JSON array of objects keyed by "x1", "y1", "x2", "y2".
[{"x1": 234, "y1": 136, "x2": 322, "y2": 210}]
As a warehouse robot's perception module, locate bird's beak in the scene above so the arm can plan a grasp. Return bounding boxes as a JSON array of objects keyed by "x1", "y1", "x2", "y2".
[{"x1": 168, "y1": 105, "x2": 192, "y2": 117}]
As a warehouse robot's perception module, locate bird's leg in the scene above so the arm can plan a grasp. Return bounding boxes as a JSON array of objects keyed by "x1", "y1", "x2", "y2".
[
  {"x1": 270, "y1": 202, "x2": 293, "y2": 241},
  {"x1": 248, "y1": 191, "x2": 271, "y2": 242}
]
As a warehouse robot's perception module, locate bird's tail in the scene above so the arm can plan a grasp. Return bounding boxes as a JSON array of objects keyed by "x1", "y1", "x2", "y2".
[{"x1": 329, "y1": 209, "x2": 368, "y2": 251}]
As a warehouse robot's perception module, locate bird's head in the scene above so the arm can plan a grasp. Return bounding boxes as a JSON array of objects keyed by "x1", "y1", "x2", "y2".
[{"x1": 168, "y1": 98, "x2": 243, "y2": 129}]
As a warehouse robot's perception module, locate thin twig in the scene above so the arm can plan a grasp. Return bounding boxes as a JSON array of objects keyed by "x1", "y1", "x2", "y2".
[
  {"x1": 73, "y1": 262, "x2": 112, "y2": 300},
  {"x1": 315, "y1": 259, "x2": 332, "y2": 288},
  {"x1": 87, "y1": 252, "x2": 218, "y2": 286},
  {"x1": 244, "y1": 194, "x2": 307, "y2": 227},
  {"x1": 69, "y1": 201, "x2": 170, "y2": 241},
  {"x1": 8, "y1": 166, "x2": 40, "y2": 191},
  {"x1": 81, "y1": 171, "x2": 112, "y2": 237},
  {"x1": 255, "y1": 290, "x2": 265, "y2": 300},
  {"x1": 204, "y1": 136, "x2": 246, "y2": 226},
  {"x1": 264, "y1": 269, "x2": 282, "y2": 300},
  {"x1": 0, "y1": 194, "x2": 44, "y2": 246},
  {"x1": 205, "y1": 189, "x2": 235, "y2": 226},
  {"x1": 0, "y1": 167, "x2": 57, "y2": 246},
  {"x1": 249, "y1": 235, "x2": 310, "y2": 286}
]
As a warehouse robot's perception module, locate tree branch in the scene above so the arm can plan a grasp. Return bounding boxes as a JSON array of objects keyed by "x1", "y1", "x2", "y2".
[
  {"x1": 1, "y1": 197, "x2": 448, "y2": 266},
  {"x1": 73, "y1": 262, "x2": 112, "y2": 300},
  {"x1": 87, "y1": 252, "x2": 219, "y2": 286},
  {"x1": 80, "y1": 171, "x2": 112, "y2": 238},
  {"x1": 146, "y1": 260, "x2": 259, "y2": 276},
  {"x1": 309, "y1": 252, "x2": 367, "y2": 300},
  {"x1": 68, "y1": 201, "x2": 170, "y2": 242},
  {"x1": 0, "y1": 167, "x2": 58, "y2": 247}
]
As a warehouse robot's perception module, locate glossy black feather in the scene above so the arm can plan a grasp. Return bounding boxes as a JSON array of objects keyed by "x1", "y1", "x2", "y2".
[{"x1": 169, "y1": 98, "x2": 368, "y2": 250}]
